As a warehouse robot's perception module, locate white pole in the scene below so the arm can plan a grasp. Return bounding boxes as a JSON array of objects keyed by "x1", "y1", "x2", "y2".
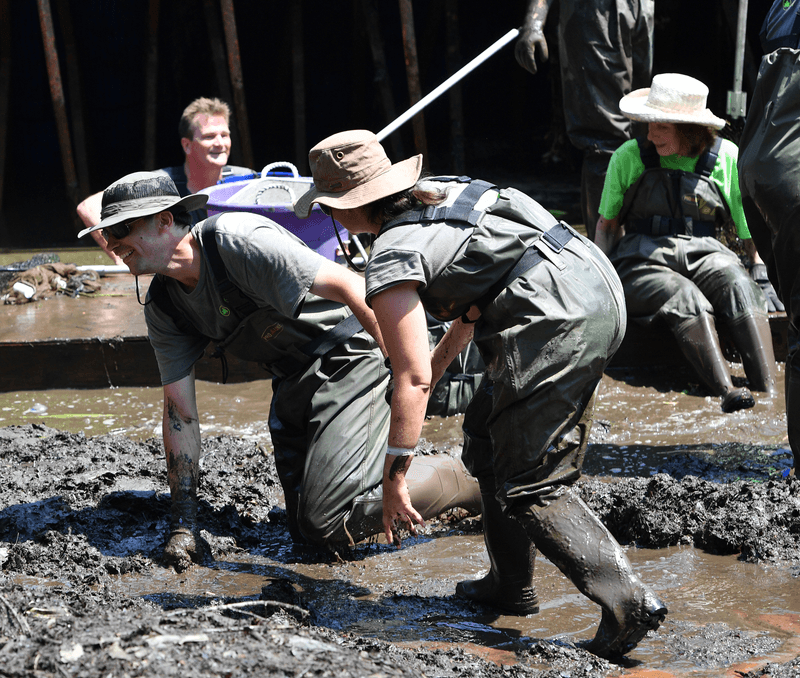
[{"x1": 376, "y1": 28, "x2": 520, "y2": 141}]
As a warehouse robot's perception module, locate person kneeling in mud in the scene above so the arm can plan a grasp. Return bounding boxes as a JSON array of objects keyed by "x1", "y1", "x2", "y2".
[
  {"x1": 78, "y1": 171, "x2": 480, "y2": 571},
  {"x1": 295, "y1": 129, "x2": 668, "y2": 660}
]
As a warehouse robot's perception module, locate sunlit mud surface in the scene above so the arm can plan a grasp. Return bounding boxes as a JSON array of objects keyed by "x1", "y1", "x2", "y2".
[{"x1": 1, "y1": 362, "x2": 799, "y2": 677}]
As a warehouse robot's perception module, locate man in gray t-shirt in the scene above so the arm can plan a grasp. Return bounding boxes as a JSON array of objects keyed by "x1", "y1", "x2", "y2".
[{"x1": 79, "y1": 171, "x2": 480, "y2": 570}]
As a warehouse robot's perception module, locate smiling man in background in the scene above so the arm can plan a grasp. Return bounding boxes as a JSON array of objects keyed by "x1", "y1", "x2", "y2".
[{"x1": 76, "y1": 97, "x2": 252, "y2": 264}]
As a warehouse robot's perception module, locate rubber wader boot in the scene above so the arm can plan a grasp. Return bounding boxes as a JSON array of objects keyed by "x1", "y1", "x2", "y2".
[
  {"x1": 163, "y1": 461, "x2": 210, "y2": 572},
  {"x1": 726, "y1": 313, "x2": 779, "y2": 396},
  {"x1": 787, "y1": 371, "x2": 800, "y2": 477},
  {"x1": 343, "y1": 454, "x2": 481, "y2": 546},
  {"x1": 517, "y1": 489, "x2": 668, "y2": 659},
  {"x1": 455, "y1": 482, "x2": 539, "y2": 615},
  {"x1": 674, "y1": 312, "x2": 754, "y2": 413}
]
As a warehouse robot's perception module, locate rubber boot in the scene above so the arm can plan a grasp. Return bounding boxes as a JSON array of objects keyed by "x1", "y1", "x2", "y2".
[
  {"x1": 516, "y1": 489, "x2": 668, "y2": 659},
  {"x1": 787, "y1": 369, "x2": 800, "y2": 477},
  {"x1": 726, "y1": 313, "x2": 779, "y2": 396},
  {"x1": 455, "y1": 482, "x2": 539, "y2": 615},
  {"x1": 343, "y1": 454, "x2": 481, "y2": 546},
  {"x1": 673, "y1": 313, "x2": 754, "y2": 413}
]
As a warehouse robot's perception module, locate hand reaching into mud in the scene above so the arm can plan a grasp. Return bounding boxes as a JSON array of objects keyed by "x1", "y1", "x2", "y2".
[
  {"x1": 382, "y1": 454, "x2": 424, "y2": 547},
  {"x1": 163, "y1": 524, "x2": 211, "y2": 572}
]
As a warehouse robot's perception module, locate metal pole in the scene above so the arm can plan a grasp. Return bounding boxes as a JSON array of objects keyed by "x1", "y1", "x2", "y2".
[
  {"x1": 220, "y1": 0, "x2": 254, "y2": 170},
  {"x1": 37, "y1": 0, "x2": 80, "y2": 205},
  {"x1": 726, "y1": 0, "x2": 748, "y2": 119},
  {"x1": 291, "y1": 1, "x2": 306, "y2": 173},
  {"x1": 398, "y1": 0, "x2": 427, "y2": 160},
  {"x1": 0, "y1": 0, "x2": 11, "y2": 216},
  {"x1": 377, "y1": 28, "x2": 519, "y2": 141},
  {"x1": 144, "y1": 0, "x2": 159, "y2": 170}
]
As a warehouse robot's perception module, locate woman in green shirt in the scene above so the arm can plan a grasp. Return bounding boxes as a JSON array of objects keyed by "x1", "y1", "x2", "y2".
[{"x1": 595, "y1": 73, "x2": 778, "y2": 413}]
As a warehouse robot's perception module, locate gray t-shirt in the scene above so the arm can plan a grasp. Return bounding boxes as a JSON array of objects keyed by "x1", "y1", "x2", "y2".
[
  {"x1": 145, "y1": 211, "x2": 324, "y2": 385},
  {"x1": 365, "y1": 183, "x2": 555, "y2": 321}
]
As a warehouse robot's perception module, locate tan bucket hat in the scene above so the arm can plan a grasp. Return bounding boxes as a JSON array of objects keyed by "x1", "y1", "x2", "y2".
[
  {"x1": 78, "y1": 171, "x2": 208, "y2": 238},
  {"x1": 293, "y1": 130, "x2": 422, "y2": 219},
  {"x1": 618, "y1": 73, "x2": 726, "y2": 130}
]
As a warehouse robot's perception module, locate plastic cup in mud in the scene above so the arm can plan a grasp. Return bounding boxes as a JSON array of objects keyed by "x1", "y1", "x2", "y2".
[{"x1": 12, "y1": 282, "x2": 35, "y2": 299}]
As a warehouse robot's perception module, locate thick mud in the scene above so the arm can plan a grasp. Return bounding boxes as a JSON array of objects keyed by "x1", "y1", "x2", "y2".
[{"x1": 1, "y1": 399, "x2": 800, "y2": 677}]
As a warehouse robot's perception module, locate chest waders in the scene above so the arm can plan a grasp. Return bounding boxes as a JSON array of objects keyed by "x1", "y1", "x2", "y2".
[
  {"x1": 148, "y1": 215, "x2": 364, "y2": 383},
  {"x1": 618, "y1": 140, "x2": 776, "y2": 412},
  {"x1": 399, "y1": 179, "x2": 668, "y2": 654},
  {"x1": 619, "y1": 137, "x2": 730, "y2": 238}
]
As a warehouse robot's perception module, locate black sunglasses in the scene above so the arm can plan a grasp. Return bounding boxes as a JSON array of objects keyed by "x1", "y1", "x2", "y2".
[
  {"x1": 102, "y1": 219, "x2": 135, "y2": 241},
  {"x1": 319, "y1": 203, "x2": 332, "y2": 216}
]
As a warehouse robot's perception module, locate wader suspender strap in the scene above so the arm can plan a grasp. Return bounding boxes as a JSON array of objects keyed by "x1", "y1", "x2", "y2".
[
  {"x1": 381, "y1": 176, "x2": 574, "y2": 318},
  {"x1": 625, "y1": 137, "x2": 721, "y2": 238},
  {"x1": 474, "y1": 221, "x2": 574, "y2": 314},
  {"x1": 150, "y1": 218, "x2": 364, "y2": 382},
  {"x1": 381, "y1": 176, "x2": 497, "y2": 232}
]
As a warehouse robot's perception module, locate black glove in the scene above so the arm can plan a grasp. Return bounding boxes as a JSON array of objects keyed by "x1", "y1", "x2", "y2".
[{"x1": 750, "y1": 263, "x2": 785, "y2": 313}]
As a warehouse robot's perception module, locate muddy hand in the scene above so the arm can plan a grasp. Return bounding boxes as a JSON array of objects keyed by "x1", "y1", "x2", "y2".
[
  {"x1": 382, "y1": 477, "x2": 424, "y2": 548},
  {"x1": 163, "y1": 525, "x2": 210, "y2": 572}
]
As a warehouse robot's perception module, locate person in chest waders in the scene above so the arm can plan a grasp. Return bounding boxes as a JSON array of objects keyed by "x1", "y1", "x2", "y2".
[
  {"x1": 77, "y1": 171, "x2": 481, "y2": 572},
  {"x1": 738, "y1": 0, "x2": 800, "y2": 477},
  {"x1": 595, "y1": 73, "x2": 780, "y2": 414},
  {"x1": 294, "y1": 130, "x2": 668, "y2": 660}
]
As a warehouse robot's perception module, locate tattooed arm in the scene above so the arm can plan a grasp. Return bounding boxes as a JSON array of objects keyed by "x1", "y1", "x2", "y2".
[
  {"x1": 162, "y1": 370, "x2": 202, "y2": 501},
  {"x1": 370, "y1": 282, "x2": 430, "y2": 546}
]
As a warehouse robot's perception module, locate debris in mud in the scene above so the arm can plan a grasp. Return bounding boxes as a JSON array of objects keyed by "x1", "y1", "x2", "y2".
[{"x1": 1, "y1": 423, "x2": 800, "y2": 677}]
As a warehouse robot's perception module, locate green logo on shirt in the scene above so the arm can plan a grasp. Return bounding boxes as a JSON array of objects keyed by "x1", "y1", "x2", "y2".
[
  {"x1": 219, "y1": 306, "x2": 231, "y2": 316},
  {"x1": 785, "y1": 0, "x2": 795, "y2": 10}
]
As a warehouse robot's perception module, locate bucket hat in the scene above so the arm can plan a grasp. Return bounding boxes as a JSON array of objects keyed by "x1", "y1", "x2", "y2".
[
  {"x1": 618, "y1": 73, "x2": 726, "y2": 130},
  {"x1": 77, "y1": 171, "x2": 208, "y2": 238},
  {"x1": 293, "y1": 130, "x2": 422, "y2": 219}
]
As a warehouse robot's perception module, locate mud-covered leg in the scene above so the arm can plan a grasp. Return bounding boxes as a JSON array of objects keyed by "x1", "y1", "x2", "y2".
[
  {"x1": 455, "y1": 474, "x2": 539, "y2": 615},
  {"x1": 514, "y1": 489, "x2": 667, "y2": 659}
]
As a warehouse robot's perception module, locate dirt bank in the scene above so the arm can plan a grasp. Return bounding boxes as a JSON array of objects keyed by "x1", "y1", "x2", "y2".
[{"x1": 1, "y1": 423, "x2": 799, "y2": 677}]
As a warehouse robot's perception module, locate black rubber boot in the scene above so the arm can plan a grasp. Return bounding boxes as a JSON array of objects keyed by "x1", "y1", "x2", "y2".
[
  {"x1": 674, "y1": 313, "x2": 754, "y2": 413},
  {"x1": 455, "y1": 484, "x2": 539, "y2": 615},
  {"x1": 787, "y1": 370, "x2": 800, "y2": 477},
  {"x1": 343, "y1": 454, "x2": 481, "y2": 546},
  {"x1": 726, "y1": 313, "x2": 779, "y2": 396},
  {"x1": 516, "y1": 489, "x2": 668, "y2": 659}
]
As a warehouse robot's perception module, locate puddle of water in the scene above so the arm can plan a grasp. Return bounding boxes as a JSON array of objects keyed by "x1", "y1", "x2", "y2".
[{"x1": 93, "y1": 536, "x2": 799, "y2": 677}]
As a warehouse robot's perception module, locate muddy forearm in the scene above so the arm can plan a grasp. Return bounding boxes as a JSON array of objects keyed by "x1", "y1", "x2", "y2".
[{"x1": 162, "y1": 384, "x2": 202, "y2": 502}]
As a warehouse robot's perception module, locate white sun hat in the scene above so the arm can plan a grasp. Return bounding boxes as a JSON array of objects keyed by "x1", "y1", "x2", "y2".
[{"x1": 618, "y1": 73, "x2": 726, "y2": 130}]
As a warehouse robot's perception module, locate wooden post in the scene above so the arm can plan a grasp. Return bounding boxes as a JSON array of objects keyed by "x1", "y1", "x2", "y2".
[
  {"x1": 55, "y1": 0, "x2": 89, "y2": 199},
  {"x1": 445, "y1": 0, "x2": 465, "y2": 173},
  {"x1": 290, "y1": 1, "x2": 306, "y2": 173},
  {"x1": 220, "y1": 0, "x2": 254, "y2": 170},
  {"x1": 0, "y1": 0, "x2": 11, "y2": 216},
  {"x1": 36, "y1": 0, "x2": 80, "y2": 206},
  {"x1": 143, "y1": 0, "x2": 159, "y2": 170},
  {"x1": 359, "y1": 0, "x2": 404, "y2": 159},
  {"x1": 397, "y1": 0, "x2": 428, "y2": 162},
  {"x1": 202, "y1": 0, "x2": 243, "y2": 165}
]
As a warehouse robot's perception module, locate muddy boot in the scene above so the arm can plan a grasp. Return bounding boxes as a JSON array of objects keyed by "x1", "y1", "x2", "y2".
[
  {"x1": 674, "y1": 313, "x2": 754, "y2": 413},
  {"x1": 164, "y1": 496, "x2": 210, "y2": 572},
  {"x1": 726, "y1": 313, "x2": 779, "y2": 396},
  {"x1": 516, "y1": 489, "x2": 667, "y2": 659},
  {"x1": 343, "y1": 454, "x2": 481, "y2": 545},
  {"x1": 787, "y1": 371, "x2": 800, "y2": 477},
  {"x1": 455, "y1": 483, "x2": 539, "y2": 615}
]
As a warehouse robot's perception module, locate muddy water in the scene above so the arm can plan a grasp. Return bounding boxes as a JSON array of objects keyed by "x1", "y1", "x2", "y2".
[{"x1": 1, "y1": 362, "x2": 796, "y2": 676}]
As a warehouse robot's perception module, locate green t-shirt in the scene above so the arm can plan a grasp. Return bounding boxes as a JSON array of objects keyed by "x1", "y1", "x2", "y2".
[{"x1": 598, "y1": 137, "x2": 751, "y2": 240}]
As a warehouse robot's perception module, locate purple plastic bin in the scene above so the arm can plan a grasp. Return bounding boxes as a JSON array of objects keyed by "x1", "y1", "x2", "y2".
[{"x1": 199, "y1": 168, "x2": 346, "y2": 262}]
